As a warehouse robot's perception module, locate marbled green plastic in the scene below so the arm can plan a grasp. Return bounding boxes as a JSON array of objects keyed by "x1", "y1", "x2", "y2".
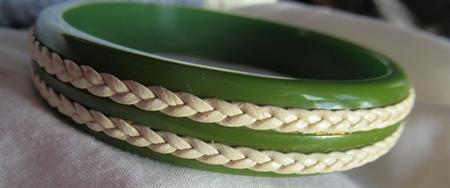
[
  {"x1": 34, "y1": 2, "x2": 410, "y2": 110},
  {"x1": 34, "y1": 63, "x2": 401, "y2": 153}
]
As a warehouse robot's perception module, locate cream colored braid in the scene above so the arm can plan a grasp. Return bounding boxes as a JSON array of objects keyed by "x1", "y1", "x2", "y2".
[
  {"x1": 31, "y1": 73, "x2": 403, "y2": 174},
  {"x1": 30, "y1": 37, "x2": 414, "y2": 134}
]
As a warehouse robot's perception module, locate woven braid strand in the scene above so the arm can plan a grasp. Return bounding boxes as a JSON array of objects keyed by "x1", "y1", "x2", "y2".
[
  {"x1": 30, "y1": 37, "x2": 414, "y2": 134},
  {"x1": 32, "y1": 73, "x2": 403, "y2": 175}
]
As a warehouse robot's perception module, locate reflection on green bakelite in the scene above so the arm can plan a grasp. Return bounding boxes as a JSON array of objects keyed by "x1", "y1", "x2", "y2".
[
  {"x1": 34, "y1": 63, "x2": 401, "y2": 153},
  {"x1": 34, "y1": 2, "x2": 410, "y2": 110}
]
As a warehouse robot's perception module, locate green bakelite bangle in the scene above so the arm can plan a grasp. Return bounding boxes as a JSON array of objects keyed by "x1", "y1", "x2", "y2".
[
  {"x1": 34, "y1": 1, "x2": 410, "y2": 110},
  {"x1": 31, "y1": 1, "x2": 413, "y2": 176}
]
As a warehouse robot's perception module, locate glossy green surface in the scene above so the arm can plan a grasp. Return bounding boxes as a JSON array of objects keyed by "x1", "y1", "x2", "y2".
[
  {"x1": 34, "y1": 1, "x2": 411, "y2": 110},
  {"x1": 34, "y1": 63, "x2": 401, "y2": 153}
]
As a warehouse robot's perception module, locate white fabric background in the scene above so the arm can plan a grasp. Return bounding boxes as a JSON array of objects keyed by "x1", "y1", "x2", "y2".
[{"x1": 0, "y1": 2, "x2": 449, "y2": 187}]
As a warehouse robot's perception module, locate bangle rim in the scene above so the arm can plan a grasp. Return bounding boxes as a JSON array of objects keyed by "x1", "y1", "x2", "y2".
[{"x1": 34, "y1": 1, "x2": 411, "y2": 110}]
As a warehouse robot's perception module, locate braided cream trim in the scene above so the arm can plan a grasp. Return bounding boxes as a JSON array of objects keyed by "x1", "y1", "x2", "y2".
[
  {"x1": 30, "y1": 37, "x2": 414, "y2": 134},
  {"x1": 32, "y1": 73, "x2": 403, "y2": 174}
]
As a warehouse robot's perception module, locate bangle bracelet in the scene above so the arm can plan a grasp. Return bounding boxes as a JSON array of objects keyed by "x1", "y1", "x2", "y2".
[{"x1": 30, "y1": 1, "x2": 413, "y2": 176}]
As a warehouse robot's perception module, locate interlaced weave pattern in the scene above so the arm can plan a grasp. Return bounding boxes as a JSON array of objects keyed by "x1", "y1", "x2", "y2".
[
  {"x1": 30, "y1": 37, "x2": 414, "y2": 134},
  {"x1": 32, "y1": 73, "x2": 403, "y2": 174}
]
